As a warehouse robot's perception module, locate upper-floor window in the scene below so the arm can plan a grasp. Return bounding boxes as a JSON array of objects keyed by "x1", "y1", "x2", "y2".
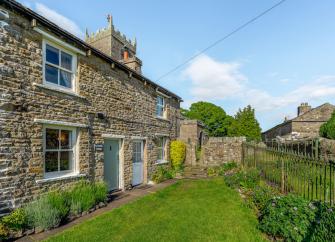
[
  {"x1": 156, "y1": 96, "x2": 165, "y2": 118},
  {"x1": 44, "y1": 125, "x2": 77, "y2": 178},
  {"x1": 43, "y1": 41, "x2": 76, "y2": 91}
]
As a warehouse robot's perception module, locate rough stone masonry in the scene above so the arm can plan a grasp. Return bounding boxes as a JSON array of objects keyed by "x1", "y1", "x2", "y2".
[{"x1": 0, "y1": 0, "x2": 182, "y2": 215}]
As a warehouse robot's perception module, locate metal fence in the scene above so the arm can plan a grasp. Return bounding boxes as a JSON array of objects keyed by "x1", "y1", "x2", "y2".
[
  {"x1": 264, "y1": 139, "x2": 320, "y2": 158},
  {"x1": 242, "y1": 142, "x2": 335, "y2": 204}
]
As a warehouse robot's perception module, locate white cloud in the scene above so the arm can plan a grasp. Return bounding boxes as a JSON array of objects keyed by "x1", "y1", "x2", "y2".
[
  {"x1": 35, "y1": 3, "x2": 84, "y2": 38},
  {"x1": 183, "y1": 54, "x2": 335, "y2": 114},
  {"x1": 248, "y1": 76, "x2": 335, "y2": 111},
  {"x1": 183, "y1": 55, "x2": 247, "y2": 100}
]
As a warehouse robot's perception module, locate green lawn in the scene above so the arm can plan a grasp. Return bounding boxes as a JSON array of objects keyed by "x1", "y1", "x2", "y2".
[{"x1": 46, "y1": 178, "x2": 266, "y2": 242}]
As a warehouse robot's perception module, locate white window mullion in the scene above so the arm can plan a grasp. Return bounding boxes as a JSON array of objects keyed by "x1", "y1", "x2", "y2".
[{"x1": 58, "y1": 129, "x2": 61, "y2": 172}]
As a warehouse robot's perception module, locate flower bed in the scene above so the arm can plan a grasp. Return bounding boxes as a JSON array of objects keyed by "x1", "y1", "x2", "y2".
[
  {"x1": 0, "y1": 180, "x2": 108, "y2": 241},
  {"x1": 213, "y1": 164, "x2": 335, "y2": 242}
]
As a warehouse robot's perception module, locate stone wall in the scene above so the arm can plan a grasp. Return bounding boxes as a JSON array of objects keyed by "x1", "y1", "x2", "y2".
[
  {"x1": 0, "y1": 4, "x2": 180, "y2": 213},
  {"x1": 319, "y1": 138, "x2": 335, "y2": 160},
  {"x1": 201, "y1": 137, "x2": 246, "y2": 167}
]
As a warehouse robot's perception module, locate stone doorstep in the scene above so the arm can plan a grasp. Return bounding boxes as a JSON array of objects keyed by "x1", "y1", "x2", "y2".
[{"x1": 16, "y1": 179, "x2": 178, "y2": 242}]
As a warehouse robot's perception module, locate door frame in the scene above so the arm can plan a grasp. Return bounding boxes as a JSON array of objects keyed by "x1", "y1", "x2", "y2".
[{"x1": 103, "y1": 137, "x2": 124, "y2": 191}]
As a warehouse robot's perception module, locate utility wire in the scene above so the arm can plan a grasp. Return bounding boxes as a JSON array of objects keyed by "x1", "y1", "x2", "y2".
[{"x1": 155, "y1": 0, "x2": 288, "y2": 81}]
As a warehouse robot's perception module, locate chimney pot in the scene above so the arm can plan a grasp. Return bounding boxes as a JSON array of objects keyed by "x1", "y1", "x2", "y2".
[{"x1": 123, "y1": 50, "x2": 129, "y2": 60}]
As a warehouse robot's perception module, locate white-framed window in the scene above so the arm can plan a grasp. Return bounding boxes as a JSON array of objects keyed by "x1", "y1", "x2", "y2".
[
  {"x1": 156, "y1": 95, "x2": 165, "y2": 118},
  {"x1": 43, "y1": 125, "x2": 77, "y2": 178},
  {"x1": 43, "y1": 40, "x2": 77, "y2": 92},
  {"x1": 157, "y1": 137, "x2": 166, "y2": 162}
]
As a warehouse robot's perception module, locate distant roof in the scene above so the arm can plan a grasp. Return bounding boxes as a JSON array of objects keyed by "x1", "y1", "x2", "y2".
[
  {"x1": 262, "y1": 102, "x2": 335, "y2": 134},
  {"x1": 2, "y1": 0, "x2": 183, "y2": 101}
]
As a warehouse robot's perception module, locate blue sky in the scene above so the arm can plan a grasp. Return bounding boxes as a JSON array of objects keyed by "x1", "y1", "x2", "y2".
[{"x1": 19, "y1": 0, "x2": 335, "y2": 131}]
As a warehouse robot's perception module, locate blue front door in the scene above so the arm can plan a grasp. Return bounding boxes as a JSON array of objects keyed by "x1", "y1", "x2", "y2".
[{"x1": 104, "y1": 139, "x2": 119, "y2": 191}]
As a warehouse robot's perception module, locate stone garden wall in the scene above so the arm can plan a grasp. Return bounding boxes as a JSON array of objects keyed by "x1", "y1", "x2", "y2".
[{"x1": 201, "y1": 137, "x2": 246, "y2": 167}]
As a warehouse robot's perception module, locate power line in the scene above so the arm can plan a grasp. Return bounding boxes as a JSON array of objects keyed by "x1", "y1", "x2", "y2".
[{"x1": 155, "y1": 0, "x2": 288, "y2": 82}]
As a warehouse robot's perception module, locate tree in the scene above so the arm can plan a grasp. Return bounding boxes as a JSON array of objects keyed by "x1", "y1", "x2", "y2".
[
  {"x1": 182, "y1": 101, "x2": 233, "y2": 137},
  {"x1": 228, "y1": 105, "x2": 262, "y2": 141},
  {"x1": 320, "y1": 111, "x2": 335, "y2": 139}
]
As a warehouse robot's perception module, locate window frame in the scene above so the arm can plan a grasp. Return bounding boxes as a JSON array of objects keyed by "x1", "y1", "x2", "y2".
[
  {"x1": 43, "y1": 125, "x2": 78, "y2": 179},
  {"x1": 42, "y1": 39, "x2": 77, "y2": 93},
  {"x1": 156, "y1": 95, "x2": 166, "y2": 118}
]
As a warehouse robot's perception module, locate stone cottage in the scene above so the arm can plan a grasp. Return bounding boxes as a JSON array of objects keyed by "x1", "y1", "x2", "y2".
[
  {"x1": 262, "y1": 103, "x2": 335, "y2": 142},
  {"x1": 0, "y1": 0, "x2": 182, "y2": 215}
]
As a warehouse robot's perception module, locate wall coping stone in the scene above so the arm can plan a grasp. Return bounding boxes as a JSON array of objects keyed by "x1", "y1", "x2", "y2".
[
  {"x1": 35, "y1": 173, "x2": 86, "y2": 184},
  {"x1": 208, "y1": 137, "x2": 246, "y2": 142},
  {"x1": 34, "y1": 118, "x2": 89, "y2": 128}
]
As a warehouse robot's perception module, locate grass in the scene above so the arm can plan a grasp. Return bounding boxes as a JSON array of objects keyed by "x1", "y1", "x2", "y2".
[{"x1": 46, "y1": 178, "x2": 266, "y2": 242}]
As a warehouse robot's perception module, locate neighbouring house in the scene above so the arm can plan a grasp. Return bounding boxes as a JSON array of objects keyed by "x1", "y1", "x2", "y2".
[
  {"x1": 0, "y1": 0, "x2": 182, "y2": 215},
  {"x1": 262, "y1": 103, "x2": 335, "y2": 142}
]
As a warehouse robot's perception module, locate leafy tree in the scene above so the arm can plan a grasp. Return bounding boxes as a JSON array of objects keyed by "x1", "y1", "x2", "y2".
[
  {"x1": 182, "y1": 102, "x2": 233, "y2": 137},
  {"x1": 228, "y1": 105, "x2": 261, "y2": 141},
  {"x1": 320, "y1": 111, "x2": 335, "y2": 139}
]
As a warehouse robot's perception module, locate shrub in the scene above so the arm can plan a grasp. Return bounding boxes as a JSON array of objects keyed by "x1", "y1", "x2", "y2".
[
  {"x1": 93, "y1": 181, "x2": 108, "y2": 204},
  {"x1": 0, "y1": 223, "x2": 9, "y2": 240},
  {"x1": 259, "y1": 194, "x2": 316, "y2": 242},
  {"x1": 151, "y1": 166, "x2": 173, "y2": 183},
  {"x1": 24, "y1": 196, "x2": 61, "y2": 230},
  {"x1": 207, "y1": 162, "x2": 238, "y2": 177},
  {"x1": 170, "y1": 140, "x2": 186, "y2": 170},
  {"x1": 1, "y1": 208, "x2": 27, "y2": 231},
  {"x1": 224, "y1": 171, "x2": 243, "y2": 188},
  {"x1": 46, "y1": 191, "x2": 69, "y2": 221},
  {"x1": 251, "y1": 185, "x2": 278, "y2": 211},
  {"x1": 224, "y1": 168, "x2": 260, "y2": 189},
  {"x1": 320, "y1": 111, "x2": 335, "y2": 139},
  {"x1": 308, "y1": 202, "x2": 335, "y2": 241},
  {"x1": 65, "y1": 181, "x2": 96, "y2": 216}
]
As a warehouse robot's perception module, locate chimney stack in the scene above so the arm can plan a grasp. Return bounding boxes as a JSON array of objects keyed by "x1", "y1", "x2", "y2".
[
  {"x1": 85, "y1": 14, "x2": 142, "y2": 73},
  {"x1": 297, "y1": 102, "x2": 311, "y2": 116}
]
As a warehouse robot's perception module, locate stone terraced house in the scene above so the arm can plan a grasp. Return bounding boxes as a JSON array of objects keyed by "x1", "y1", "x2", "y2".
[
  {"x1": 262, "y1": 102, "x2": 335, "y2": 142},
  {"x1": 0, "y1": 0, "x2": 182, "y2": 215}
]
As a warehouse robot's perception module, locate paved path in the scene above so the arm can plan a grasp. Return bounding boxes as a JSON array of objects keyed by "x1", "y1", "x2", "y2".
[{"x1": 18, "y1": 179, "x2": 178, "y2": 242}]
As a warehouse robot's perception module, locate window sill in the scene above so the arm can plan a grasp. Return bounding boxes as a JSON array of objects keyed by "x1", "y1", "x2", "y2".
[
  {"x1": 36, "y1": 173, "x2": 86, "y2": 184},
  {"x1": 155, "y1": 160, "x2": 169, "y2": 165},
  {"x1": 33, "y1": 83, "x2": 86, "y2": 99},
  {"x1": 156, "y1": 116, "x2": 169, "y2": 122}
]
